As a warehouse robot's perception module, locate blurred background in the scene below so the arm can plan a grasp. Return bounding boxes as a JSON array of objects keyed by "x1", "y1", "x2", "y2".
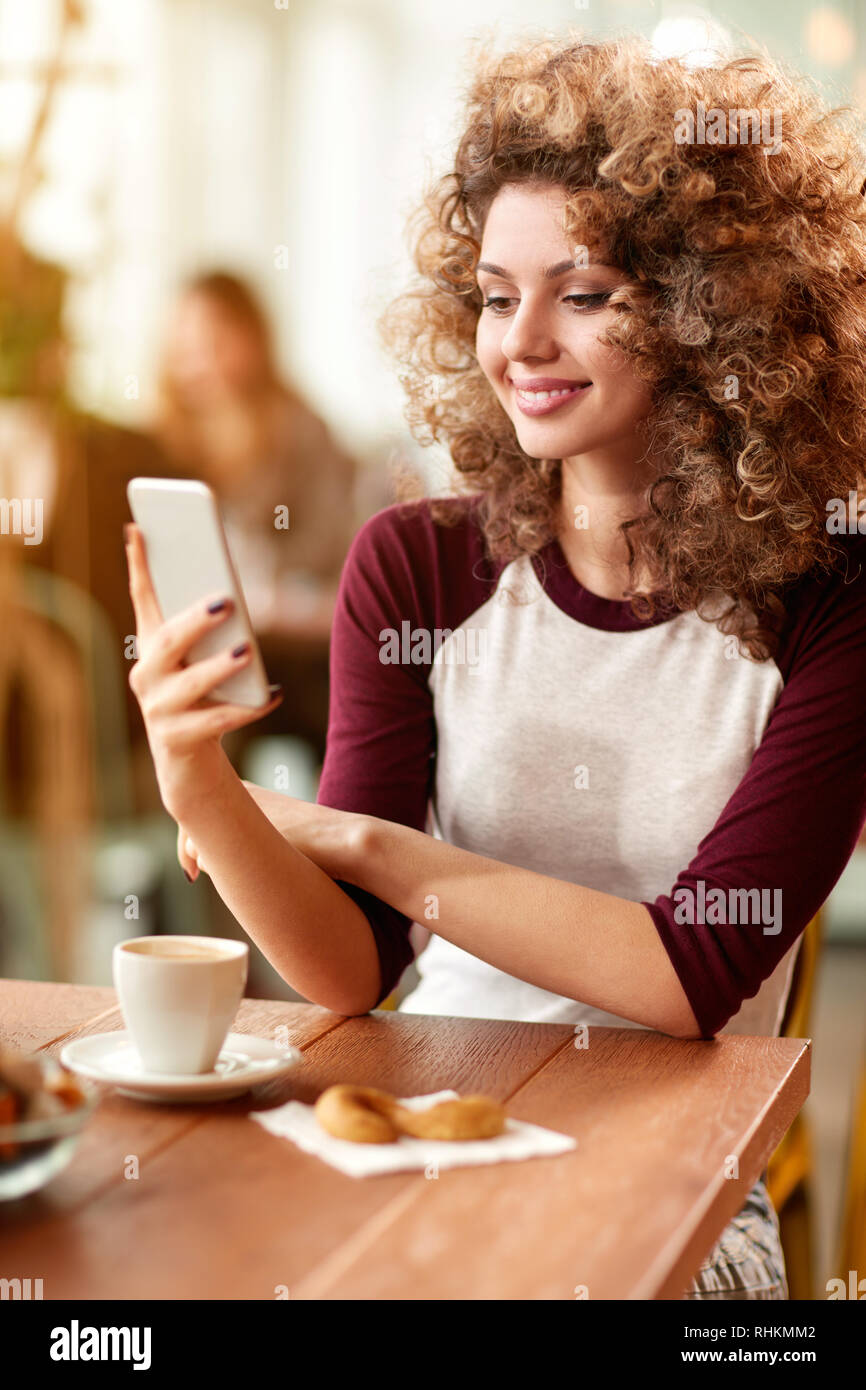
[{"x1": 0, "y1": 0, "x2": 863, "y2": 1296}]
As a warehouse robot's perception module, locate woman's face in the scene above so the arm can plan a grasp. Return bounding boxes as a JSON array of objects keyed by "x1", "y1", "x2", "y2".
[
  {"x1": 163, "y1": 291, "x2": 266, "y2": 408},
  {"x1": 475, "y1": 182, "x2": 654, "y2": 467}
]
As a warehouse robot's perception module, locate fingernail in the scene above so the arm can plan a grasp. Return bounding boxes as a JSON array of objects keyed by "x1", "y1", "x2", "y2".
[
  {"x1": 207, "y1": 598, "x2": 229, "y2": 614},
  {"x1": 268, "y1": 683, "x2": 283, "y2": 695},
  {"x1": 183, "y1": 868, "x2": 193, "y2": 882},
  {"x1": 232, "y1": 641, "x2": 250, "y2": 658}
]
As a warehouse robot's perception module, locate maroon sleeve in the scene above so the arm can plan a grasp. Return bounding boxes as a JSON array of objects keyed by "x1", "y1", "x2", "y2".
[
  {"x1": 644, "y1": 534, "x2": 866, "y2": 1038},
  {"x1": 316, "y1": 503, "x2": 438, "y2": 1005}
]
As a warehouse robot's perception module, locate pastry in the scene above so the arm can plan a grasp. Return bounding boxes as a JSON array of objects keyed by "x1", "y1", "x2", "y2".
[{"x1": 314, "y1": 1083, "x2": 506, "y2": 1143}]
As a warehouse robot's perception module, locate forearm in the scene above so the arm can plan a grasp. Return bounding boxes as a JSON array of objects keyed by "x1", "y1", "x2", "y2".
[
  {"x1": 171, "y1": 755, "x2": 383, "y2": 1015},
  {"x1": 346, "y1": 817, "x2": 700, "y2": 1038}
]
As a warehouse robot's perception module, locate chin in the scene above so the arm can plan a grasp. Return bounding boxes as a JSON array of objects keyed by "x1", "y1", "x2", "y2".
[{"x1": 515, "y1": 424, "x2": 586, "y2": 453}]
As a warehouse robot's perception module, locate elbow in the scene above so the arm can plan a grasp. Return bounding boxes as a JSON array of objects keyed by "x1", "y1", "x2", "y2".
[
  {"x1": 662, "y1": 989, "x2": 707, "y2": 1040},
  {"x1": 655, "y1": 1016, "x2": 703, "y2": 1040},
  {"x1": 313, "y1": 969, "x2": 390, "y2": 1019},
  {"x1": 328, "y1": 987, "x2": 383, "y2": 1017},
  {"x1": 673, "y1": 1021, "x2": 707, "y2": 1041},
  {"x1": 316, "y1": 986, "x2": 382, "y2": 1018}
]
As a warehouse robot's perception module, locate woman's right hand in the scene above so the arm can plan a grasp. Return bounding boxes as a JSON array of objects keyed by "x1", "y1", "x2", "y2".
[{"x1": 125, "y1": 522, "x2": 283, "y2": 824}]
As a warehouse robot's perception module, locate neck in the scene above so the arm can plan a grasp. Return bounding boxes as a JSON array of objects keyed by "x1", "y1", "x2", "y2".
[{"x1": 555, "y1": 440, "x2": 657, "y2": 601}]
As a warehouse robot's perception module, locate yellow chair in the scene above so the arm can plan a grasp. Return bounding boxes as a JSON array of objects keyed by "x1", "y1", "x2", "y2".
[
  {"x1": 766, "y1": 908, "x2": 825, "y2": 1300},
  {"x1": 835, "y1": 1054, "x2": 866, "y2": 1285}
]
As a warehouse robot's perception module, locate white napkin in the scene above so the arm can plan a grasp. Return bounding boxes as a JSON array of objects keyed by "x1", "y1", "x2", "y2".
[{"x1": 249, "y1": 1089, "x2": 577, "y2": 1178}]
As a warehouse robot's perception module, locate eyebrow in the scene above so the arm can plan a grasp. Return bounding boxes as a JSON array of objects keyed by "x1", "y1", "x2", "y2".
[{"x1": 475, "y1": 259, "x2": 608, "y2": 280}]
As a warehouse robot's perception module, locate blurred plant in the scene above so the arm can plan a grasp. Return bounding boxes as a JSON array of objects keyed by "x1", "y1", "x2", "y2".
[
  {"x1": 0, "y1": 0, "x2": 87, "y2": 400},
  {"x1": 0, "y1": 230, "x2": 67, "y2": 398}
]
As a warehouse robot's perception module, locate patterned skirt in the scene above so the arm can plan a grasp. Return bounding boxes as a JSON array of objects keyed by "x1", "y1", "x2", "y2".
[{"x1": 681, "y1": 1172, "x2": 789, "y2": 1299}]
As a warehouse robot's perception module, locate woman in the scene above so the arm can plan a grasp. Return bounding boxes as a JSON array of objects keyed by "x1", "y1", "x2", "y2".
[
  {"x1": 155, "y1": 270, "x2": 359, "y2": 760},
  {"x1": 126, "y1": 35, "x2": 866, "y2": 1298},
  {"x1": 156, "y1": 269, "x2": 358, "y2": 624}
]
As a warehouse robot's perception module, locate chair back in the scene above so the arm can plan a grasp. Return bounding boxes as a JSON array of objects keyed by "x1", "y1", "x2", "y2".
[
  {"x1": 780, "y1": 910, "x2": 824, "y2": 1038},
  {"x1": 837, "y1": 1057, "x2": 866, "y2": 1279},
  {"x1": 0, "y1": 556, "x2": 133, "y2": 974}
]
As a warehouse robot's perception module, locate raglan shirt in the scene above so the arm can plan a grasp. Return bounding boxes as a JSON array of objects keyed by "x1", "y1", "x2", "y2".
[{"x1": 317, "y1": 495, "x2": 866, "y2": 1039}]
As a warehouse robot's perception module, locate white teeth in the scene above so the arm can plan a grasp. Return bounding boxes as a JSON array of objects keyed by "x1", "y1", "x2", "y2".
[{"x1": 515, "y1": 386, "x2": 581, "y2": 401}]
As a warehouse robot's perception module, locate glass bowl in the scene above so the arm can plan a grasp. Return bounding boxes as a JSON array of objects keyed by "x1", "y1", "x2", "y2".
[{"x1": 0, "y1": 1053, "x2": 99, "y2": 1200}]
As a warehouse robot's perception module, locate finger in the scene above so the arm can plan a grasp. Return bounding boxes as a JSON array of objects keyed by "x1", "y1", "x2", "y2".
[
  {"x1": 143, "y1": 642, "x2": 268, "y2": 716},
  {"x1": 158, "y1": 690, "x2": 285, "y2": 751},
  {"x1": 125, "y1": 523, "x2": 164, "y2": 644},
  {"x1": 131, "y1": 591, "x2": 237, "y2": 687},
  {"x1": 125, "y1": 523, "x2": 235, "y2": 678},
  {"x1": 176, "y1": 823, "x2": 200, "y2": 882},
  {"x1": 199, "y1": 689, "x2": 285, "y2": 736}
]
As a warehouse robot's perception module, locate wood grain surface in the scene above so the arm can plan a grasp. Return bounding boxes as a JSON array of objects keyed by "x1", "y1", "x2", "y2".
[{"x1": 0, "y1": 979, "x2": 810, "y2": 1300}]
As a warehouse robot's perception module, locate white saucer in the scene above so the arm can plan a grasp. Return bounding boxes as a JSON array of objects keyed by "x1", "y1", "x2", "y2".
[{"x1": 59, "y1": 1030, "x2": 303, "y2": 1103}]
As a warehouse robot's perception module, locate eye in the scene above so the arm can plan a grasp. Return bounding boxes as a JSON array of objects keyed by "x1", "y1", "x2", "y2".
[
  {"x1": 563, "y1": 292, "x2": 614, "y2": 311},
  {"x1": 480, "y1": 291, "x2": 614, "y2": 315}
]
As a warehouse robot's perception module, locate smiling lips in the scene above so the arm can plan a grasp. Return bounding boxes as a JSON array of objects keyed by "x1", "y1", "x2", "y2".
[{"x1": 509, "y1": 377, "x2": 592, "y2": 417}]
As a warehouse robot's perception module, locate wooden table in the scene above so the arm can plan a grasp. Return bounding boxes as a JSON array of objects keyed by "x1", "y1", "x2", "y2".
[{"x1": 0, "y1": 979, "x2": 810, "y2": 1300}]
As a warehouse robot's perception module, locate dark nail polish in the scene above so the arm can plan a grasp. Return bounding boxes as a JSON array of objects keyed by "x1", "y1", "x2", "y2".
[
  {"x1": 232, "y1": 642, "x2": 250, "y2": 658},
  {"x1": 183, "y1": 868, "x2": 193, "y2": 882},
  {"x1": 207, "y1": 598, "x2": 229, "y2": 614}
]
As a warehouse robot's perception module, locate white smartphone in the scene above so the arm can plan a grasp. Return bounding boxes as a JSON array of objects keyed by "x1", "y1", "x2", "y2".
[{"x1": 126, "y1": 477, "x2": 272, "y2": 708}]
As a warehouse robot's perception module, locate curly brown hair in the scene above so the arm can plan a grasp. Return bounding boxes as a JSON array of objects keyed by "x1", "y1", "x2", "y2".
[{"x1": 377, "y1": 31, "x2": 866, "y2": 657}]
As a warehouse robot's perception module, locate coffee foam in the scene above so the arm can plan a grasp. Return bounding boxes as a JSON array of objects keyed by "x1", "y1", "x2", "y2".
[{"x1": 122, "y1": 940, "x2": 236, "y2": 961}]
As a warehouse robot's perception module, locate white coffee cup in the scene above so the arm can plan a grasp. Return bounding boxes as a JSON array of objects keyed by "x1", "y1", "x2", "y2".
[{"x1": 112, "y1": 935, "x2": 249, "y2": 1075}]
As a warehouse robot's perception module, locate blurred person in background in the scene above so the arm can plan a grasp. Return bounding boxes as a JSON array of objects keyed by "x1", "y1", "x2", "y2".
[
  {"x1": 0, "y1": 233, "x2": 173, "y2": 822},
  {"x1": 154, "y1": 270, "x2": 360, "y2": 768},
  {"x1": 0, "y1": 233, "x2": 178, "y2": 978}
]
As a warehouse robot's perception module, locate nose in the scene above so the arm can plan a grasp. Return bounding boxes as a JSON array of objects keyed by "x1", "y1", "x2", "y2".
[{"x1": 499, "y1": 295, "x2": 559, "y2": 364}]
